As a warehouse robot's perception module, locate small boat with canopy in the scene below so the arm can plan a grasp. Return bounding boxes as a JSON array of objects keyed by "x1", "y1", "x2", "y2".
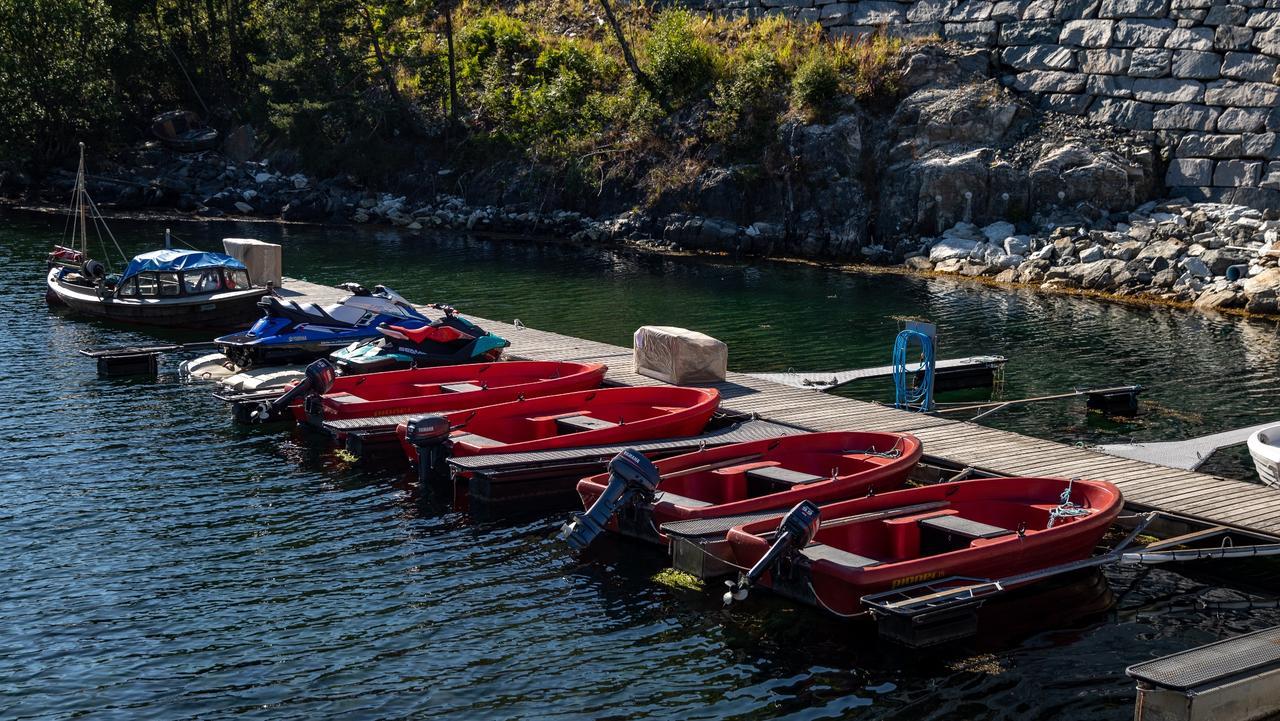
[{"x1": 45, "y1": 144, "x2": 267, "y2": 329}]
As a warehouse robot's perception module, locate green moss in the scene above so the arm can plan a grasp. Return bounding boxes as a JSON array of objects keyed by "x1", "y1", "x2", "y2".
[{"x1": 652, "y1": 568, "x2": 705, "y2": 591}]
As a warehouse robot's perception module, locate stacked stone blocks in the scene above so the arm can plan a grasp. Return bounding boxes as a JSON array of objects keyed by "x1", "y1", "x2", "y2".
[{"x1": 699, "y1": 0, "x2": 1280, "y2": 208}]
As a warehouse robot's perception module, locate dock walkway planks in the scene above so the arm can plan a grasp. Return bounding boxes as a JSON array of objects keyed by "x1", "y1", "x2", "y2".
[{"x1": 281, "y1": 279, "x2": 1280, "y2": 538}]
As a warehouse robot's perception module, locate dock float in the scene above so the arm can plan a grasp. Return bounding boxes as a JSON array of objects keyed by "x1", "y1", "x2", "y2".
[
  {"x1": 746, "y1": 355, "x2": 1007, "y2": 392},
  {"x1": 279, "y1": 279, "x2": 1280, "y2": 539},
  {"x1": 1097, "y1": 420, "x2": 1280, "y2": 471},
  {"x1": 1128, "y1": 625, "x2": 1280, "y2": 721}
]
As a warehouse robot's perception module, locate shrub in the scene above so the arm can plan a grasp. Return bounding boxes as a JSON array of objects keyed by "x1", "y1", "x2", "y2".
[
  {"x1": 790, "y1": 48, "x2": 841, "y2": 119},
  {"x1": 849, "y1": 32, "x2": 904, "y2": 102},
  {"x1": 642, "y1": 9, "x2": 718, "y2": 103},
  {"x1": 708, "y1": 46, "x2": 786, "y2": 153}
]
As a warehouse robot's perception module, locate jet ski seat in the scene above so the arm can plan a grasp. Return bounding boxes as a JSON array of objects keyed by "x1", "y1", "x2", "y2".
[{"x1": 389, "y1": 323, "x2": 473, "y2": 345}]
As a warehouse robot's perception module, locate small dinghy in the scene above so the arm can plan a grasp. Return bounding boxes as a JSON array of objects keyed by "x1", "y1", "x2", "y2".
[
  {"x1": 564, "y1": 431, "x2": 922, "y2": 548},
  {"x1": 1247, "y1": 424, "x2": 1280, "y2": 488},
  {"x1": 396, "y1": 386, "x2": 720, "y2": 472},
  {"x1": 722, "y1": 476, "x2": 1122, "y2": 616},
  {"x1": 293, "y1": 360, "x2": 608, "y2": 427}
]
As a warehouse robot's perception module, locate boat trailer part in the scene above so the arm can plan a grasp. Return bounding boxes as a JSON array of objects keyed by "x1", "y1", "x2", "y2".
[
  {"x1": 559, "y1": 449, "x2": 660, "y2": 550},
  {"x1": 723, "y1": 500, "x2": 821, "y2": 605},
  {"x1": 246, "y1": 358, "x2": 336, "y2": 423}
]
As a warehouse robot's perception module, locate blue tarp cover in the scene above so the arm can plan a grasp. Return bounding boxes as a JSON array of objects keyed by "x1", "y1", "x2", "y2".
[{"x1": 120, "y1": 249, "x2": 246, "y2": 282}]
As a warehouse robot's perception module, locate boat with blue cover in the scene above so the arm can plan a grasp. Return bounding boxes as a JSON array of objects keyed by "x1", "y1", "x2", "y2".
[{"x1": 45, "y1": 145, "x2": 267, "y2": 329}]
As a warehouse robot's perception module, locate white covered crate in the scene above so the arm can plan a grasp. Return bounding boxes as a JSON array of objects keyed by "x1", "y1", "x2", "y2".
[
  {"x1": 633, "y1": 326, "x2": 727, "y2": 385},
  {"x1": 222, "y1": 237, "x2": 282, "y2": 287}
]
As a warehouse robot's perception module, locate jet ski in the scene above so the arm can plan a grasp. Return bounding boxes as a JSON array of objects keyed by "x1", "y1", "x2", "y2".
[
  {"x1": 330, "y1": 304, "x2": 510, "y2": 374},
  {"x1": 215, "y1": 283, "x2": 432, "y2": 369}
]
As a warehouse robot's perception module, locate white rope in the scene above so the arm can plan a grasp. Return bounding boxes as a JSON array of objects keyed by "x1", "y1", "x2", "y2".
[{"x1": 1046, "y1": 477, "x2": 1091, "y2": 529}]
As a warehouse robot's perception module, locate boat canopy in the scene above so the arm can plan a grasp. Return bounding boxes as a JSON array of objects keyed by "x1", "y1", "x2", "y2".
[{"x1": 120, "y1": 249, "x2": 246, "y2": 282}]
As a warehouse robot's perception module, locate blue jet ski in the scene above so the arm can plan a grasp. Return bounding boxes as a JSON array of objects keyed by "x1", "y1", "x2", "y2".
[
  {"x1": 330, "y1": 304, "x2": 510, "y2": 374},
  {"x1": 216, "y1": 283, "x2": 432, "y2": 369}
]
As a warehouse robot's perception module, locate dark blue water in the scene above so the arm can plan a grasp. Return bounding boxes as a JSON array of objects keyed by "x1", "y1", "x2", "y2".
[{"x1": 4, "y1": 212, "x2": 1280, "y2": 720}]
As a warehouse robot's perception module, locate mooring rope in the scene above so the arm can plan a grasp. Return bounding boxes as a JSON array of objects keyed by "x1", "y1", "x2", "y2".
[{"x1": 893, "y1": 329, "x2": 935, "y2": 412}]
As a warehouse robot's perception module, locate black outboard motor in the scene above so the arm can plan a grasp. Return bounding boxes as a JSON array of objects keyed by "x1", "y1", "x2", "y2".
[
  {"x1": 724, "y1": 500, "x2": 821, "y2": 605},
  {"x1": 403, "y1": 414, "x2": 453, "y2": 484},
  {"x1": 560, "y1": 449, "x2": 660, "y2": 550},
  {"x1": 246, "y1": 358, "x2": 337, "y2": 423}
]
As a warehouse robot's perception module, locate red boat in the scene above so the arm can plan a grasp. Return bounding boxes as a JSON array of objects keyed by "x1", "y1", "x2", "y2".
[
  {"x1": 396, "y1": 386, "x2": 720, "y2": 466},
  {"x1": 724, "y1": 476, "x2": 1122, "y2": 617},
  {"x1": 290, "y1": 360, "x2": 607, "y2": 426},
  {"x1": 574, "y1": 431, "x2": 922, "y2": 545}
]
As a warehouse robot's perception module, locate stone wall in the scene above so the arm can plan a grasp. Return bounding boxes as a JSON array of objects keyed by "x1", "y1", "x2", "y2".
[{"x1": 693, "y1": 0, "x2": 1280, "y2": 209}]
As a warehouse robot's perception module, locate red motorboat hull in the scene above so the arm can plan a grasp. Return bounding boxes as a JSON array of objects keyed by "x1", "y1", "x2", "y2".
[
  {"x1": 290, "y1": 360, "x2": 607, "y2": 425},
  {"x1": 575, "y1": 431, "x2": 923, "y2": 545},
  {"x1": 726, "y1": 476, "x2": 1123, "y2": 617},
  {"x1": 397, "y1": 386, "x2": 721, "y2": 463}
]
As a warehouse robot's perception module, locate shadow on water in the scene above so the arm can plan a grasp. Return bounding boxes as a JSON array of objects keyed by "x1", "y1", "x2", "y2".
[{"x1": 7, "y1": 210, "x2": 1280, "y2": 719}]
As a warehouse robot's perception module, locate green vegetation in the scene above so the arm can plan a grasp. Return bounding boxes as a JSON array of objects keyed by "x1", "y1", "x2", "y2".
[{"x1": 0, "y1": 1, "x2": 908, "y2": 195}]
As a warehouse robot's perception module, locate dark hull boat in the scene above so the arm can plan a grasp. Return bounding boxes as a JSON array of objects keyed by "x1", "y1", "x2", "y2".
[
  {"x1": 293, "y1": 360, "x2": 608, "y2": 430},
  {"x1": 45, "y1": 145, "x2": 266, "y2": 331},
  {"x1": 572, "y1": 431, "x2": 922, "y2": 546},
  {"x1": 724, "y1": 476, "x2": 1122, "y2": 617}
]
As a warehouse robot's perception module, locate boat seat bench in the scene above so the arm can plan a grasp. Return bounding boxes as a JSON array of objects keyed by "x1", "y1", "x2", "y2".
[
  {"x1": 918, "y1": 514, "x2": 1012, "y2": 540},
  {"x1": 555, "y1": 415, "x2": 618, "y2": 434},
  {"x1": 655, "y1": 491, "x2": 714, "y2": 508},
  {"x1": 451, "y1": 432, "x2": 504, "y2": 448},
  {"x1": 440, "y1": 382, "x2": 483, "y2": 394},
  {"x1": 801, "y1": 543, "x2": 880, "y2": 568},
  {"x1": 745, "y1": 466, "x2": 824, "y2": 487}
]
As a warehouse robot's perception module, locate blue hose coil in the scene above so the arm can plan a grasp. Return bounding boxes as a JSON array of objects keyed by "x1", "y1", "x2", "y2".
[{"x1": 893, "y1": 329, "x2": 935, "y2": 412}]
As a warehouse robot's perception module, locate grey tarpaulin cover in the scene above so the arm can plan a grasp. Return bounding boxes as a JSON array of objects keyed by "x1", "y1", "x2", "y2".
[
  {"x1": 633, "y1": 326, "x2": 727, "y2": 385},
  {"x1": 222, "y1": 238, "x2": 282, "y2": 287}
]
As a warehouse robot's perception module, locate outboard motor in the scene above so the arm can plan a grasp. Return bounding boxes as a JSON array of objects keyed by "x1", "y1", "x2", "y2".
[
  {"x1": 724, "y1": 500, "x2": 821, "y2": 605},
  {"x1": 560, "y1": 449, "x2": 660, "y2": 550},
  {"x1": 403, "y1": 414, "x2": 453, "y2": 484},
  {"x1": 247, "y1": 358, "x2": 337, "y2": 423}
]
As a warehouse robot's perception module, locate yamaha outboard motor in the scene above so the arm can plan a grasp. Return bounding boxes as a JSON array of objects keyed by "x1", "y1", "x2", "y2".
[
  {"x1": 403, "y1": 414, "x2": 453, "y2": 484},
  {"x1": 724, "y1": 500, "x2": 821, "y2": 605},
  {"x1": 560, "y1": 449, "x2": 660, "y2": 550},
  {"x1": 245, "y1": 358, "x2": 337, "y2": 423}
]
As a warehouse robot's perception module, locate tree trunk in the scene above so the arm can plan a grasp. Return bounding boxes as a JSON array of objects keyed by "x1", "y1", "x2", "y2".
[
  {"x1": 596, "y1": 0, "x2": 666, "y2": 110},
  {"x1": 358, "y1": 5, "x2": 406, "y2": 110},
  {"x1": 444, "y1": 2, "x2": 459, "y2": 129}
]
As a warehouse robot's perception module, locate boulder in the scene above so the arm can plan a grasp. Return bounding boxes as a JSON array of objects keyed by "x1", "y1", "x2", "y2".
[
  {"x1": 1136, "y1": 239, "x2": 1187, "y2": 262},
  {"x1": 929, "y1": 236, "x2": 980, "y2": 261},
  {"x1": 981, "y1": 220, "x2": 1016, "y2": 243},
  {"x1": 1243, "y1": 267, "x2": 1280, "y2": 313}
]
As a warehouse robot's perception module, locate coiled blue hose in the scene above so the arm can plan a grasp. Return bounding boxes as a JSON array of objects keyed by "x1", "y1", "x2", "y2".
[{"x1": 893, "y1": 329, "x2": 935, "y2": 412}]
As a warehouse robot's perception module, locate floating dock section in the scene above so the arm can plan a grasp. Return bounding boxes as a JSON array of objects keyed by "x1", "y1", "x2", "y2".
[{"x1": 280, "y1": 279, "x2": 1280, "y2": 539}]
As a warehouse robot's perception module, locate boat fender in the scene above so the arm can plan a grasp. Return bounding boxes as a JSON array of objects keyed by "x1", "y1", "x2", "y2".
[
  {"x1": 251, "y1": 358, "x2": 336, "y2": 422},
  {"x1": 404, "y1": 414, "x2": 453, "y2": 484},
  {"x1": 724, "y1": 500, "x2": 821, "y2": 605},
  {"x1": 82, "y1": 259, "x2": 106, "y2": 280},
  {"x1": 560, "y1": 449, "x2": 659, "y2": 550}
]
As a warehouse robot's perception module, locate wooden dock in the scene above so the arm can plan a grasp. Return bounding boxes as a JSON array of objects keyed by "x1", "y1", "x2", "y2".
[{"x1": 281, "y1": 279, "x2": 1280, "y2": 538}]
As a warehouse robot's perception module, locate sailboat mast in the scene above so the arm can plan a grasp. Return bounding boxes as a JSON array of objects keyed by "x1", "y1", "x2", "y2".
[{"x1": 76, "y1": 142, "x2": 88, "y2": 254}]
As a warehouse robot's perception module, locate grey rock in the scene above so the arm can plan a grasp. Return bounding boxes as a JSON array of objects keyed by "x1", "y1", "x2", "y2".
[
  {"x1": 1098, "y1": 0, "x2": 1168, "y2": 17},
  {"x1": 1040, "y1": 92, "x2": 1097, "y2": 113},
  {"x1": 1200, "y1": 247, "x2": 1251, "y2": 274},
  {"x1": 1029, "y1": 141, "x2": 1148, "y2": 208},
  {"x1": 1001, "y1": 19, "x2": 1061, "y2": 43},
  {"x1": 1129, "y1": 48, "x2": 1172, "y2": 76},
  {"x1": 981, "y1": 220, "x2": 1017, "y2": 242},
  {"x1": 1081, "y1": 49, "x2": 1131, "y2": 74},
  {"x1": 1164, "y1": 27, "x2": 1215, "y2": 49},
  {"x1": 1152, "y1": 102, "x2": 1219, "y2": 130},
  {"x1": 905, "y1": 255, "x2": 937, "y2": 271},
  {"x1": 1089, "y1": 97, "x2": 1155, "y2": 129},
  {"x1": 1204, "y1": 80, "x2": 1280, "y2": 106},
  {"x1": 1166, "y1": 157, "x2": 1215, "y2": 184},
  {"x1": 1001, "y1": 44, "x2": 1079, "y2": 70},
  {"x1": 1114, "y1": 19, "x2": 1175, "y2": 47},
  {"x1": 1256, "y1": 28, "x2": 1280, "y2": 55},
  {"x1": 1243, "y1": 133, "x2": 1279, "y2": 159},
  {"x1": 1220, "y1": 52, "x2": 1278, "y2": 81},
  {"x1": 848, "y1": 0, "x2": 906, "y2": 22},
  {"x1": 1060, "y1": 19, "x2": 1114, "y2": 46},
  {"x1": 1243, "y1": 268, "x2": 1280, "y2": 313},
  {"x1": 1246, "y1": 8, "x2": 1280, "y2": 28},
  {"x1": 929, "y1": 236, "x2": 981, "y2": 261},
  {"x1": 1152, "y1": 267, "x2": 1180, "y2": 287},
  {"x1": 1131, "y1": 78, "x2": 1205, "y2": 103},
  {"x1": 1009, "y1": 70, "x2": 1089, "y2": 92},
  {"x1": 1087, "y1": 73, "x2": 1135, "y2": 97},
  {"x1": 992, "y1": 0, "x2": 1024, "y2": 19},
  {"x1": 944, "y1": 20, "x2": 999, "y2": 45},
  {"x1": 1005, "y1": 235, "x2": 1032, "y2": 255},
  {"x1": 1024, "y1": 0, "x2": 1057, "y2": 18},
  {"x1": 908, "y1": 0, "x2": 955, "y2": 21},
  {"x1": 1263, "y1": 162, "x2": 1280, "y2": 190},
  {"x1": 1055, "y1": 0, "x2": 1101, "y2": 18},
  {"x1": 1079, "y1": 244, "x2": 1106, "y2": 262},
  {"x1": 1214, "y1": 25, "x2": 1254, "y2": 51},
  {"x1": 1204, "y1": 3, "x2": 1248, "y2": 25},
  {"x1": 947, "y1": 0, "x2": 994, "y2": 20},
  {"x1": 1170, "y1": 50, "x2": 1222, "y2": 78},
  {"x1": 1213, "y1": 159, "x2": 1263, "y2": 186},
  {"x1": 1108, "y1": 239, "x2": 1147, "y2": 260},
  {"x1": 1175, "y1": 133, "x2": 1243, "y2": 157},
  {"x1": 1180, "y1": 255, "x2": 1212, "y2": 277},
  {"x1": 1217, "y1": 107, "x2": 1268, "y2": 133},
  {"x1": 1137, "y1": 239, "x2": 1188, "y2": 261}
]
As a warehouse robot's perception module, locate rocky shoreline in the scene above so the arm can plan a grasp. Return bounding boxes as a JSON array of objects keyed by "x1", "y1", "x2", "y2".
[{"x1": 906, "y1": 198, "x2": 1280, "y2": 314}]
